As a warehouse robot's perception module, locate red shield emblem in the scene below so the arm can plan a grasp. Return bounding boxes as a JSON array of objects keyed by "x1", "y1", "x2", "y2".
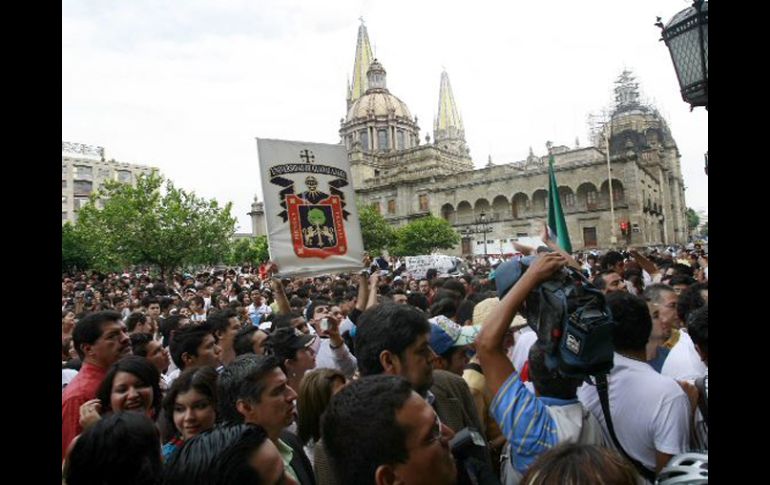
[{"x1": 286, "y1": 194, "x2": 348, "y2": 258}]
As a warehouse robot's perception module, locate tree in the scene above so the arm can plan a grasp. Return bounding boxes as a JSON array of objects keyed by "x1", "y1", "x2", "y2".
[
  {"x1": 74, "y1": 172, "x2": 236, "y2": 280},
  {"x1": 227, "y1": 236, "x2": 269, "y2": 266},
  {"x1": 358, "y1": 204, "x2": 397, "y2": 254},
  {"x1": 392, "y1": 215, "x2": 460, "y2": 256},
  {"x1": 62, "y1": 222, "x2": 93, "y2": 273},
  {"x1": 686, "y1": 208, "x2": 700, "y2": 232},
  {"x1": 701, "y1": 221, "x2": 708, "y2": 237}
]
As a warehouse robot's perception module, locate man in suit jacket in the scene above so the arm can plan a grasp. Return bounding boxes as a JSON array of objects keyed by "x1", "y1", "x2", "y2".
[{"x1": 217, "y1": 354, "x2": 316, "y2": 485}]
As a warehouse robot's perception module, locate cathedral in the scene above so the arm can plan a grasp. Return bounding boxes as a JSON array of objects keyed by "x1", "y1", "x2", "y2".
[{"x1": 253, "y1": 21, "x2": 689, "y2": 254}]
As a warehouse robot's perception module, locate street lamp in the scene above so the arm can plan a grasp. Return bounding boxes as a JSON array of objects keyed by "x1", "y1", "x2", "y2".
[
  {"x1": 656, "y1": 0, "x2": 708, "y2": 110},
  {"x1": 460, "y1": 211, "x2": 494, "y2": 256}
]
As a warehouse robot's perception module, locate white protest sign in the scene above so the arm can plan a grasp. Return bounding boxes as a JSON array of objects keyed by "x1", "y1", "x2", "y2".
[
  {"x1": 256, "y1": 138, "x2": 364, "y2": 277},
  {"x1": 405, "y1": 255, "x2": 459, "y2": 279},
  {"x1": 515, "y1": 237, "x2": 546, "y2": 249}
]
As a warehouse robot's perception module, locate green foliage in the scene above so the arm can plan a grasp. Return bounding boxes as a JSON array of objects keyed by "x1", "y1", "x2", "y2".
[
  {"x1": 61, "y1": 222, "x2": 93, "y2": 273},
  {"x1": 358, "y1": 204, "x2": 397, "y2": 254},
  {"x1": 73, "y1": 172, "x2": 236, "y2": 279},
  {"x1": 686, "y1": 208, "x2": 700, "y2": 231},
  {"x1": 701, "y1": 221, "x2": 708, "y2": 237},
  {"x1": 391, "y1": 215, "x2": 460, "y2": 256},
  {"x1": 227, "y1": 236, "x2": 269, "y2": 266}
]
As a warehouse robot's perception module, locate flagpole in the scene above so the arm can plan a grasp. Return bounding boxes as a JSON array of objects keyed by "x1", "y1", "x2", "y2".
[{"x1": 605, "y1": 122, "x2": 617, "y2": 247}]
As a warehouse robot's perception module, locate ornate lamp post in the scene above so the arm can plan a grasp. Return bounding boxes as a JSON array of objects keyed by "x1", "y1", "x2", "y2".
[
  {"x1": 657, "y1": 0, "x2": 708, "y2": 110},
  {"x1": 460, "y1": 211, "x2": 494, "y2": 256},
  {"x1": 657, "y1": 0, "x2": 708, "y2": 174}
]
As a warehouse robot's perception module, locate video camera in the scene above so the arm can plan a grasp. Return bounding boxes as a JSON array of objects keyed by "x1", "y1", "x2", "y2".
[{"x1": 495, "y1": 256, "x2": 615, "y2": 380}]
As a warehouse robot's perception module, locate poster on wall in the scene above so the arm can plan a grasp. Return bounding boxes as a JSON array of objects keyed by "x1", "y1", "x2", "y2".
[{"x1": 256, "y1": 138, "x2": 364, "y2": 277}]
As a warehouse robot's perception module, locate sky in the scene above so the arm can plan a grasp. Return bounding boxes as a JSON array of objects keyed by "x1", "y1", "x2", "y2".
[{"x1": 62, "y1": 0, "x2": 707, "y2": 234}]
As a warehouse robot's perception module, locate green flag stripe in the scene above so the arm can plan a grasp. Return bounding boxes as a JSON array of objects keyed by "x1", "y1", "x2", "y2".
[{"x1": 547, "y1": 156, "x2": 572, "y2": 253}]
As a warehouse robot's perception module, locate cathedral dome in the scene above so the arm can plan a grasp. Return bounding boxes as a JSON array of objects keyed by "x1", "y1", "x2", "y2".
[
  {"x1": 345, "y1": 59, "x2": 413, "y2": 123},
  {"x1": 346, "y1": 91, "x2": 413, "y2": 122}
]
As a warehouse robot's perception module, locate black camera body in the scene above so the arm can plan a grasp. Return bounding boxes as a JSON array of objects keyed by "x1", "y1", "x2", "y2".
[{"x1": 449, "y1": 428, "x2": 499, "y2": 485}]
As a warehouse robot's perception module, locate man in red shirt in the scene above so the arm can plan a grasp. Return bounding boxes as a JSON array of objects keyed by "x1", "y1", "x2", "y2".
[{"x1": 62, "y1": 311, "x2": 131, "y2": 461}]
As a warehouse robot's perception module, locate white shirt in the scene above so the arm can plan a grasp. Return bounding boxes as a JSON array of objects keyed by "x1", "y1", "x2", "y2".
[
  {"x1": 248, "y1": 303, "x2": 272, "y2": 319},
  {"x1": 661, "y1": 330, "x2": 707, "y2": 382},
  {"x1": 511, "y1": 327, "x2": 537, "y2": 374},
  {"x1": 313, "y1": 337, "x2": 357, "y2": 379},
  {"x1": 578, "y1": 353, "x2": 690, "y2": 474}
]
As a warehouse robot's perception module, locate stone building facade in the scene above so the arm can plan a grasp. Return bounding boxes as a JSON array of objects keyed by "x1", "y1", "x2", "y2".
[
  {"x1": 337, "y1": 22, "x2": 688, "y2": 254},
  {"x1": 62, "y1": 141, "x2": 156, "y2": 225}
]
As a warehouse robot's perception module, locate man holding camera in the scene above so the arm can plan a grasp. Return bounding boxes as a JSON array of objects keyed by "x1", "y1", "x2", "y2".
[{"x1": 477, "y1": 253, "x2": 605, "y2": 483}]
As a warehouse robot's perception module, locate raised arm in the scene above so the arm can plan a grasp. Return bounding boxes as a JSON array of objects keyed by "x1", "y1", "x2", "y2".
[
  {"x1": 269, "y1": 277, "x2": 291, "y2": 316},
  {"x1": 629, "y1": 248, "x2": 660, "y2": 277},
  {"x1": 476, "y1": 252, "x2": 567, "y2": 396},
  {"x1": 366, "y1": 272, "x2": 380, "y2": 310},
  {"x1": 540, "y1": 222, "x2": 582, "y2": 272}
]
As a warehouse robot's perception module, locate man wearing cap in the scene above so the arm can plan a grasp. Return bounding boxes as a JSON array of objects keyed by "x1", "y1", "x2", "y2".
[
  {"x1": 270, "y1": 327, "x2": 318, "y2": 396},
  {"x1": 428, "y1": 315, "x2": 475, "y2": 376}
]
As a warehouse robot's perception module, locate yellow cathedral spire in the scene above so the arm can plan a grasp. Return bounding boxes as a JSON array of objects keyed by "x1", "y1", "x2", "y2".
[
  {"x1": 347, "y1": 18, "x2": 374, "y2": 109},
  {"x1": 433, "y1": 70, "x2": 468, "y2": 154}
]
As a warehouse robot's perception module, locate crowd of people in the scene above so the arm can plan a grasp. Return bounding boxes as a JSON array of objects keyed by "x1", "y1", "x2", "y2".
[{"x1": 61, "y1": 240, "x2": 708, "y2": 485}]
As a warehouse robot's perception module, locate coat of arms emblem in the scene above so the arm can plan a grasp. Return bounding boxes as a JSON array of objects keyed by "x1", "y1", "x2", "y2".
[
  {"x1": 286, "y1": 176, "x2": 348, "y2": 258},
  {"x1": 269, "y1": 149, "x2": 352, "y2": 259}
]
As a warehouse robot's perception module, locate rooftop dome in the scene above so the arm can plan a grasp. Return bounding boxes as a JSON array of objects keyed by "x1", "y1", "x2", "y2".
[
  {"x1": 346, "y1": 91, "x2": 413, "y2": 122},
  {"x1": 345, "y1": 59, "x2": 413, "y2": 122}
]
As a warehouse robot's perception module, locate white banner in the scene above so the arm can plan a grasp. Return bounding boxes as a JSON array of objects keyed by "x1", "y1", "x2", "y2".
[
  {"x1": 256, "y1": 138, "x2": 364, "y2": 277},
  {"x1": 405, "y1": 255, "x2": 461, "y2": 279}
]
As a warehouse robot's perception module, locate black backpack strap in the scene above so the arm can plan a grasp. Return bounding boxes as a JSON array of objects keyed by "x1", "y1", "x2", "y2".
[
  {"x1": 694, "y1": 376, "x2": 708, "y2": 426},
  {"x1": 465, "y1": 362, "x2": 483, "y2": 375},
  {"x1": 595, "y1": 373, "x2": 657, "y2": 483}
]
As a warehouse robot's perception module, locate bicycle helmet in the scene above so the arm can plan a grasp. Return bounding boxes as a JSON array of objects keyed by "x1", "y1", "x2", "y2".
[{"x1": 655, "y1": 452, "x2": 708, "y2": 484}]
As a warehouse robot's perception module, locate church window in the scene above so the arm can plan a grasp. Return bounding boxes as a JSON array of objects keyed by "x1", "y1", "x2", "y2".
[
  {"x1": 419, "y1": 194, "x2": 429, "y2": 212},
  {"x1": 388, "y1": 199, "x2": 396, "y2": 214},
  {"x1": 586, "y1": 191, "x2": 597, "y2": 209},
  {"x1": 360, "y1": 130, "x2": 369, "y2": 151},
  {"x1": 378, "y1": 129, "x2": 389, "y2": 150},
  {"x1": 397, "y1": 130, "x2": 405, "y2": 149}
]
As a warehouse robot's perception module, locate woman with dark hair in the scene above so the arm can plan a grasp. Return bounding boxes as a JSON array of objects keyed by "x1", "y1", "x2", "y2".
[
  {"x1": 64, "y1": 412, "x2": 162, "y2": 485},
  {"x1": 79, "y1": 356, "x2": 162, "y2": 431},
  {"x1": 160, "y1": 366, "x2": 219, "y2": 461}
]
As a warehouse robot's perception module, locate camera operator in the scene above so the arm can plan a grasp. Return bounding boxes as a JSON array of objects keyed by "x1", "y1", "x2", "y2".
[{"x1": 477, "y1": 253, "x2": 605, "y2": 484}]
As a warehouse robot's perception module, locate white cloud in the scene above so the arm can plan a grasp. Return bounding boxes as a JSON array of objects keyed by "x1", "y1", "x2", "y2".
[{"x1": 63, "y1": 0, "x2": 708, "y2": 232}]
